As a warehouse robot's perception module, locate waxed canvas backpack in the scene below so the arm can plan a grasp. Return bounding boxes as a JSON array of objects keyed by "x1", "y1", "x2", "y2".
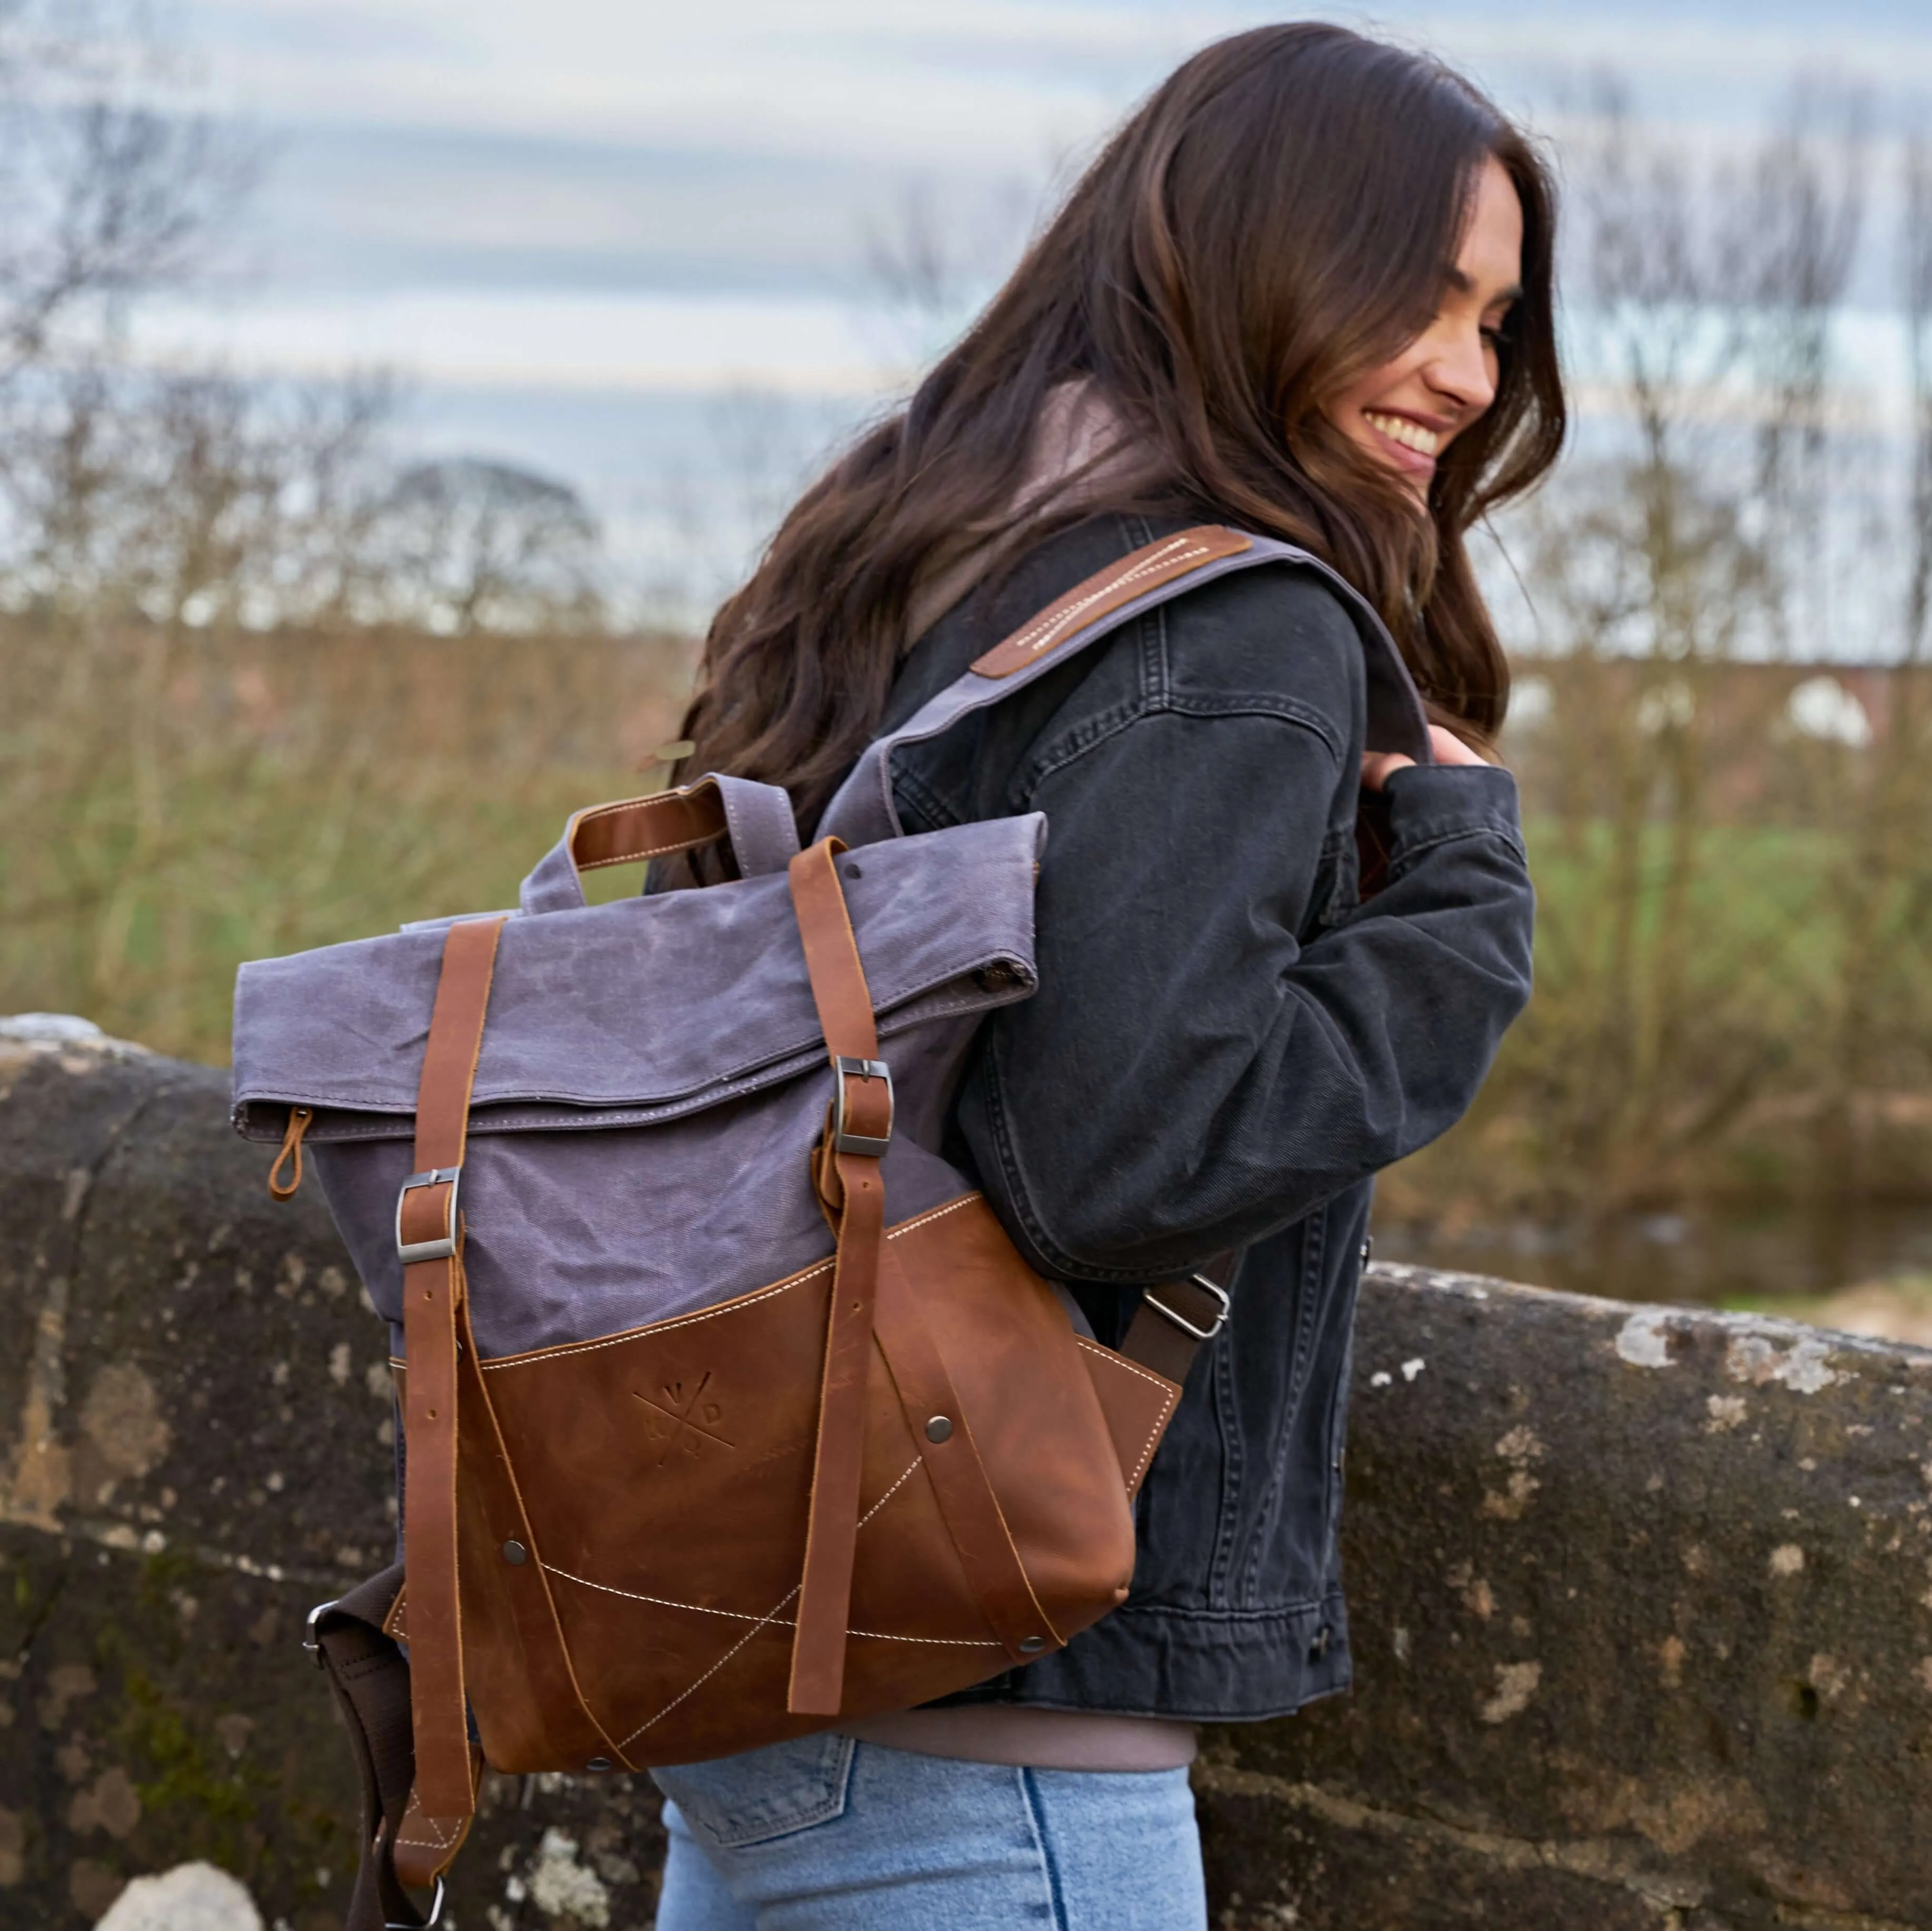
[{"x1": 229, "y1": 525, "x2": 1429, "y2": 1929}]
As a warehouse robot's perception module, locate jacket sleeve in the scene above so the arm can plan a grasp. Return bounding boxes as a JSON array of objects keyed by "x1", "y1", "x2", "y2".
[{"x1": 949, "y1": 588, "x2": 1535, "y2": 1285}]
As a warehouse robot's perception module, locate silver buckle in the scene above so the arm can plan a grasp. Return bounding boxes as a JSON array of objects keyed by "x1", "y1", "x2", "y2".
[
  {"x1": 1143, "y1": 1273, "x2": 1231, "y2": 1344},
  {"x1": 830, "y1": 1056, "x2": 893, "y2": 1157},
  {"x1": 395, "y1": 1167, "x2": 462, "y2": 1264},
  {"x1": 303, "y1": 1598, "x2": 334, "y2": 1670},
  {"x1": 388, "y1": 1875, "x2": 446, "y2": 1928}
]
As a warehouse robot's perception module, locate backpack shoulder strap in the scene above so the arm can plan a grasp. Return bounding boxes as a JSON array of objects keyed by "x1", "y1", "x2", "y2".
[{"x1": 815, "y1": 523, "x2": 1432, "y2": 848}]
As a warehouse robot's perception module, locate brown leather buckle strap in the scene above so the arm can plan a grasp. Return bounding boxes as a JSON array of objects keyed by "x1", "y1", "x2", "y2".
[
  {"x1": 400, "y1": 914, "x2": 506, "y2": 1820},
  {"x1": 786, "y1": 839, "x2": 890, "y2": 1716}
]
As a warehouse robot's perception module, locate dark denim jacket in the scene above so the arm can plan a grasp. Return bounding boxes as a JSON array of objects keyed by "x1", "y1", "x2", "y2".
[{"x1": 870, "y1": 515, "x2": 1535, "y2": 1721}]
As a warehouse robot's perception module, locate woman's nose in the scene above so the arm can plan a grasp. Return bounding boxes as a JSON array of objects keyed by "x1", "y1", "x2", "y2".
[{"x1": 1425, "y1": 321, "x2": 1496, "y2": 416}]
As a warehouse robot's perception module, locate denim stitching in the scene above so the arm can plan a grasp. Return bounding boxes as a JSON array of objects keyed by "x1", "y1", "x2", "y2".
[{"x1": 1019, "y1": 1767, "x2": 1071, "y2": 1931}]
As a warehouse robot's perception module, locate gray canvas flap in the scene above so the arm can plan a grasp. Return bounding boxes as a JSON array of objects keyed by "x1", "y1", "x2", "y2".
[{"x1": 233, "y1": 812, "x2": 1044, "y2": 1142}]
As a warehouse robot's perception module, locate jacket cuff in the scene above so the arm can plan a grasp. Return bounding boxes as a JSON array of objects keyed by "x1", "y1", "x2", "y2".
[{"x1": 1382, "y1": 763, "x2": 1524, "y2": 860}]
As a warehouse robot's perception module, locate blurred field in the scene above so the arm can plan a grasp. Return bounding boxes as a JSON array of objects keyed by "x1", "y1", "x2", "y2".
[{"x1": 0, "y1": 618, "x2": 693, "y2": 1061}]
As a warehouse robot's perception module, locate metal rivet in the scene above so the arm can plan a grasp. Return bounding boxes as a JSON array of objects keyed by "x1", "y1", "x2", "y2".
[
  {"x1": 925, "y1": 1415, "x2": 953, "y2": 1443},
  {"x1": 502, "y1": 1540, "x2": 528, "y2": 1566},
  {"x1": 1018, "y1": 1636, "x2": 1045, "y2": 1654},
  {"x1": 1310, "y1": 1625, "x2": 1332, "y2": 1661},
  {"x1": 585, "y1": 1756, "x2": 612, "y2": 1772},
  {"x1": 845, "y1": 863, "x2": 862, "y2": 879}
]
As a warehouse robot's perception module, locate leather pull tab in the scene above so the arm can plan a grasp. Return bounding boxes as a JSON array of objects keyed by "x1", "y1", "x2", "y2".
[{"x1": 268, "y1": 1105, "x2": 312, "y2": 1201}]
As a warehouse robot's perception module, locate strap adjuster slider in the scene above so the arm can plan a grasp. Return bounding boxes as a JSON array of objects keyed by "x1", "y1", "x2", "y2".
[{"x1": 1142, "y1": 1273, "x2": 1231, "y2": 1344}]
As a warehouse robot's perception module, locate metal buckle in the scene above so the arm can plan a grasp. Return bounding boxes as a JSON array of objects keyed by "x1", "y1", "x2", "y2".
[
  {"x1": 1143, "y1": 1273, "x2": 1231, "y2": 1344},
  {"x1": 395, "y1": 1167, "x2": 462, "y2": 1264},
  {"x1": 830, "y1": 1056, "x2": 893, "y2": 1157},
  {"x1": 387, "y1": 1875, "x2": 446, "y2": 1929},
  {"x1": 302, "y1": 1598, "x2": 334, "y2": 1671}
]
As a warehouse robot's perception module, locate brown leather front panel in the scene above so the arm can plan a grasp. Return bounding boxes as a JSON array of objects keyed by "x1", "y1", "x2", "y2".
[{"x1": 466, "y1": 1193, "x2": 1170, "y2": 1767}]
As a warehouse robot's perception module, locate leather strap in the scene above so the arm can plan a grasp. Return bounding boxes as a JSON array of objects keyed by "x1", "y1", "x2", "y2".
[
  {"x1": 872, "y1": 1240, "x2": 1060, "y2": 1659},
  {"x1": 970, "y1": 526, "x2": 1252, "y2": 677},
  {"x1": 785, "y1": 839, "x2": 891, "y2": 1715},
  {"x1": 400, "y1": 915, "x2": 506, "y2": 1820}
]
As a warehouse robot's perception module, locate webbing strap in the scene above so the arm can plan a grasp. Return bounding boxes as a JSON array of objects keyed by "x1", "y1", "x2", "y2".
[
  {"x1": 400, "y1": 915, "x2": 506, "y2": 1821},
  {"x1": 785, "y1": 839, "x2": 893, "y2": 1715},
  {"x1": 309, "y1": 1567, "x2": 436, "y2": 1931}
]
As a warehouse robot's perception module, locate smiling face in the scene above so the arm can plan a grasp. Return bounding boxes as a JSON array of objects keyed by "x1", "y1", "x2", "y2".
[{"x1": 1322, "y1": 154, "x2": 1524, "y2": 497}]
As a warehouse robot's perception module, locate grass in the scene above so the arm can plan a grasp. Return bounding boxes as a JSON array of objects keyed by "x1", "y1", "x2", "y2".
[{"x1": 2, "y1": 618, "x2": 692, "y2": 1061}]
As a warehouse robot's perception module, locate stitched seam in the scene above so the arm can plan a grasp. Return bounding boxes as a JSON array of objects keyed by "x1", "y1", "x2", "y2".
[
  {"x1": 580, "y1": 836, "x2": 711, "y2": 866},
  {"x1": 1385, "y1": 822, "x2": 1527, "y2": 882},
  {"x1": 1021, "y1": 1767, "x2": 1069, "y2": 1931},
  {"x1": 615, "y1": 1586, "x2": 801, "y2": 1748},
  {"x1": 396, "y1": 1813, "x2": 461, "y2": 1850},
  {"x1": 540, "y1": 1457, "x2": 922, "y2": 1627},
  {"x1": 999, "y1": 537, "x2": 1218, "y2": 660},
  {"x1": 1024, "y1": 700, "x2": 1341, "y2": 806},
  {"x1": 1074, "y1": 1338, "x2": 1179, "y2": 1492},
  {"x1": 480, "y1": 1266, "x2": 829, "y2": 1369},
  {"x1": 546, "y1": 1570, "x2": 998, "y2": 1648},
  {"x1": 478, "y1": 1196, "x2": 980, "y2": 1371},
  {"x1": 857, "y1": 1455, "x2": 923, "y2": 1527},
  {"x1": 544, "y1": 1566, "x2": 778, "y2": 1624}
]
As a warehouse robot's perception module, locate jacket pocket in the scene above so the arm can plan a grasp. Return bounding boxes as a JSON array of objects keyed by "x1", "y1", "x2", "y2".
[{"x1": 651, "y1": 1732, "x2": 855, "y2": 1849}]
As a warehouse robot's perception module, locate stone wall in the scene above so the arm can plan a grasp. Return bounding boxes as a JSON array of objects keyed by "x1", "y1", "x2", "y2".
[{"x1": 3, "y1": 1029, "x2": 1928, "y2": 1929}]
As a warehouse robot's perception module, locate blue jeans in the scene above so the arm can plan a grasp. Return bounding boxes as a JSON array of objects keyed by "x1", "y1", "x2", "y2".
[{"x1": 651, "y1": 1733, "x2": 1207, "y2": 1929}]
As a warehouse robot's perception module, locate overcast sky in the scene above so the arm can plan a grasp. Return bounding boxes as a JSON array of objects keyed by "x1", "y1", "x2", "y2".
[
  {"x1": 143, "y1": 1, "x2": 1932, "y2": 597},
  {"x1": 163, "y1": 0, "x2": 1932, "y2": 390}
]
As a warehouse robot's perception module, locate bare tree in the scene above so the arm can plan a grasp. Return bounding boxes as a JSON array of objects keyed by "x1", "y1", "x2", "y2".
[
  {"x1": 371, "y1": 457, "x2": 606, "y2": 636},
  {"x1": 0, "y1": 2, "x2": 250, "y2": 379}
]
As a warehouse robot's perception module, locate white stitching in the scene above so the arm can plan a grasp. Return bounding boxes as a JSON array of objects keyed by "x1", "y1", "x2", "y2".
[
  {"x1": 999, "y1": 538, "x2": 1213, "y2": 661},
  {"x1": 396, "y1": 1811, "x2": 461, "y2": 1850},
  {"x1": 856, "y1": 1455, "x2": 921, "y2": 1528},
  {"x1": 614, "y1": 1585, "x2": 800, "y2": 1748},
  {"x1": 545, "y1": 1564, "x2": 1000, "y2": 1650},
  {"x1": 544, "y1": 1567, "x2": 778, "y2": 1623},
  {"x1": 1074, "y1": 1337, "x2": 1180, "y2": 1493},
  {"x1": 538, "y1": 1457, "x2": 923, "y2": 1624},
  {"x1": 1005, "y1": 539, "x2": 1202, "y2": 655},
  {"x1": 580, "y1": 837, "x2": 710, "y2": 866},
  {"x1": 482, "y1": 1265, "x2": 831, "y2": 1370},
  {"x1": 479, "y1": 1196, "x2": 981, "y2": 1372}
]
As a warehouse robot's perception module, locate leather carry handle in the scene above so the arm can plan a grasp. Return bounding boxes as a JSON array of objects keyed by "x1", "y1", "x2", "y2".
[
  {"x1": 399, "y1": 914, "x2": 506, "y2": 1821},
  {"x1": 785, "y1": 838, "x2": 894, "y2": 1715},
  {"x1": 519, "y1": 773, "x2": 801, "y2": 915}
]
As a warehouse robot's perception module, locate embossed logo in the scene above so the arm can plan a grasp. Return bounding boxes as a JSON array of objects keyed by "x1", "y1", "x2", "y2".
[{"x1": 633, "y1": 1372, "x2": 733, "y2": 1466}]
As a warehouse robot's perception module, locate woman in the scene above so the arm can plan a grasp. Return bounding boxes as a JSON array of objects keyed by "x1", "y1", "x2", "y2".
[{"x1": 650, "y1": 22, "x2": 1556, "y2": 1929}]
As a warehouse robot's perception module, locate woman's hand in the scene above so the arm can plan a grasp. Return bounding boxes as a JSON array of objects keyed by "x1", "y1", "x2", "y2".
[{"x1": 1361, "y1": 724, "x2": 1488, "y2": 792}]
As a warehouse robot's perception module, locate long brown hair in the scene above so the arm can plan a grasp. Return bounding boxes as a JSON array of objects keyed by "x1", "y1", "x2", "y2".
[{"x1": 674, "y1": 23, "x2": 1565, "y2": 831}]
